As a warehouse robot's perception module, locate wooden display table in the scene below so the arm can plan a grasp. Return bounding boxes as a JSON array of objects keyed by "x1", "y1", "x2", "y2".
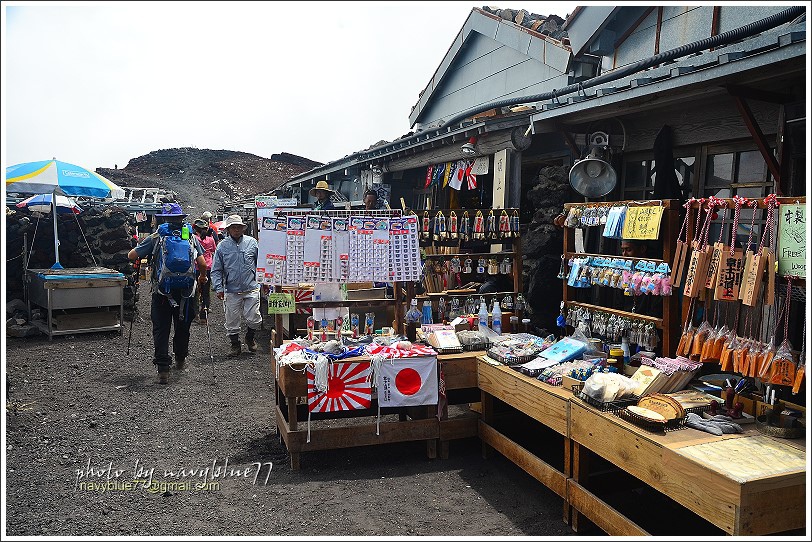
[
  {"x1": 477, "y1": 356, "x2": 573, "y2": 522},
  {"x1": 569, "y1": 399, "x2": 806, "y2": 535},
  {"x1": 271, "y1": 344, "x2": 481, "y2": 470}
]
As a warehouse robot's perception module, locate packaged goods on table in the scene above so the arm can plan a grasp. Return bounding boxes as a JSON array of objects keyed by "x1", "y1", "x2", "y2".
[{"x1": 487, "y1": 333, "x2": 554, "y2": 364}]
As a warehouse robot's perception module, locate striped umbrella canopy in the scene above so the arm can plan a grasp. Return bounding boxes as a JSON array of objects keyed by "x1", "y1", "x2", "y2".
[
  {"x1": 5, "y1": 159, "x2": 122, "y2": 269},
  {"x1": 6, "y1": 159, "x2": 124, "y2": 199},
  {"x1": 16, "y1": 193, "x2": 83, "y2": 215}
]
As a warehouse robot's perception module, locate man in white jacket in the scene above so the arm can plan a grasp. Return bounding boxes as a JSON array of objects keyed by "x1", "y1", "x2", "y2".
[{"x1": 211, "y1": 215, "x2": 264, "y2": 357}]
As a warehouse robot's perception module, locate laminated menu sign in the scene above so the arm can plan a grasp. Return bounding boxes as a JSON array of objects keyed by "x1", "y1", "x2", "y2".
[
  {"x1": 621, "y1": 205, "x2": 663, "y2": 240},
  {"x1": 332, "y1": 217, "x2": 350, "y2": 282},
  {"x1": 778, "y1": 204, "x2": 805, "y2": 278},
  {"x1": 285, "y1": 216, "x2": 305, "y2": 285},
  {"x1": 371, "y1": 217, "x2": 391, "y2": 282},
  {"x1": 349, "y1": 216, "x2": 375, "y2": 282},
  {"x1": 389, "y1": 217, "x2": 421, "y2": 282},
  {"x1": 257, "y1": 210, "x2": 288, "y2": 285},
  {"x1": 304, "y1": 216, "x2": 334, "y2": 283},
  {"x1": 714, "y1": 248, "x2": 745, "y2": 301}
]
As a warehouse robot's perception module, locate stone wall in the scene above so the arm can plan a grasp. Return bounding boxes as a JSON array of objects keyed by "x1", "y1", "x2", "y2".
[
  {"x1": 521, "y1": 165, "x2": 580, "y2": 333},
  {"x1": 5, "y1": 206, "x2": 140, "y2": 323}
]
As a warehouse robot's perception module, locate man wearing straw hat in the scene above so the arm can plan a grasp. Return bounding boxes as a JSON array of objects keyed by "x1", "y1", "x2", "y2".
[
  {"x1": 211, "y1": 214, "x2": 264, "y2": 357},
  {"x1": 310, "y1": 180, "x2": 336, "y2": 211}
]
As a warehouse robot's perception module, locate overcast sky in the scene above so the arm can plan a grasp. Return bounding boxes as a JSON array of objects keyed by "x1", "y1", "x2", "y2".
[{"x1": 2, "y1": 1, "x2": 579, "y2": 171}]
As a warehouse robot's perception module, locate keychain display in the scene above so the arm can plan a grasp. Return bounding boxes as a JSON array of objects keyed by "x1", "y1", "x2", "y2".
[
  {"x1": 565, "y1": 256, "x2": 672, "y2": 295},
  {"x1": 565, "y1": 305, "x2": 658, "y2": 350}
]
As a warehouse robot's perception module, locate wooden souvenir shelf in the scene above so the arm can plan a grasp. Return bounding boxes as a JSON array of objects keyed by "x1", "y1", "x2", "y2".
[{"x1": 562, "y1": 199, "x2": 679, "y2": 356}]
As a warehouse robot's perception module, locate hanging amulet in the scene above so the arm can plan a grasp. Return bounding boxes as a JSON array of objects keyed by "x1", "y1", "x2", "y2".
[
  {"x1": 486, "y1": 210, "x2": 497, "y2": 240},
  {"x1": 511, "y1": 211, "x2": 520, "y2": 238},
  {"x1": 499, "y1": 210, "x2": 511, "y2": 238},
  {"x1": 421, "y1": 211, "x2": 431, "y2": 240},
  {"x1": 473, "y1": 211, "x2": 485, "y2": 240},
  {"x1": 437, "y1": 211, "x2": 448, "y2": 240},
  {"x1": 449, "y1": 211, "x2": 458, "y2": 239}
]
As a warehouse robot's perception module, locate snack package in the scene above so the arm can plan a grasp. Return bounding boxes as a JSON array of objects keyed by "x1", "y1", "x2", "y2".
[
  {"x1": 719, "y1": 333, "x2": 738, "y2": 372},
  {"x1": 690, "y1": 320, "x2": 712, "y2": 361},
  {"x1": 676, "y1": 324, "x2": 695, "y2": 358},
  {"x1": 582, "y1": 372, "x2": 639, "y2": 403}
]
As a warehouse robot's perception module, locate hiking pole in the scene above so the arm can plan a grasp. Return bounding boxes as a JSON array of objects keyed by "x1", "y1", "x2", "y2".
[
  {"x1": 204, "y1": 307, "x2": 216, "y2": 386},
  {"x1": 126, "y1": 260, "x2": 141, "y2": 356}
]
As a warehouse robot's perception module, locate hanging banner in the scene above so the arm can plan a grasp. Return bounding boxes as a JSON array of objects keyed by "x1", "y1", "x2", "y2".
[
  {"x1": 778, "y1": 203, "x2": 805, "y2": 278},
  {"x1": 622, "y1": 205, "x2": 664, "y2": 240}
]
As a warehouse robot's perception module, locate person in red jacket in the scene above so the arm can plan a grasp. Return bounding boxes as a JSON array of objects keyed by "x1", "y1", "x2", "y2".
[{"x1": 193, "y1": 218, "x2": 218, "y2": 324}]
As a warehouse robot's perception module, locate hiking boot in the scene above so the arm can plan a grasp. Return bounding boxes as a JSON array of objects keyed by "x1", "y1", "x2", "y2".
[
  {"x1": 245, "y1": 329, "x2": 258, "y2": 353},
  {"x1": 199, "y1": 318, "x2": 208, "y2": 326},
  {"x1": 158, "y1": 371, "x2": 169, "y2": 385},
  {"x1": 175, "y1": 356, "x2": 186, "y2": 370},
  {"x1": 228, "y1": 334, "x2": 242, "y2": 357}
]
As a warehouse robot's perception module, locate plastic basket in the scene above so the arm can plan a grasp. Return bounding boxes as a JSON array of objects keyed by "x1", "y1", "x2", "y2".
[
  {"x1": 575, "y1": 388, "x2": 639, "y2": 412},
  {"x1": 615, "y1": 408, "x2": 688, "y2": 433}
]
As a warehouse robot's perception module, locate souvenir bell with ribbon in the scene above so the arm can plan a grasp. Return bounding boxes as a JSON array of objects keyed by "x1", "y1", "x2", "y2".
[
  {"x1": 499, "y1": 210, "x2": 511, "y2": 238},
  {"x1": 460, "y1": 211, "x2": 471, "y2": 242},
  {"x1": 434, "y1": 211, "x2": 447, "y2": 241},
  {"x1": 421, "y1": 211, "x2": 431, "y2": 241},
  {"x1": 449, "y1": 211, "x2": 458, "y2": 239},
  {"x1": 473, "y1": 210, "x2": 485, "y2": 240}
]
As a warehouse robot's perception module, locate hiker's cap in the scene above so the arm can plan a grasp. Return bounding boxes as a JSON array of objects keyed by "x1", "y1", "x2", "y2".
[
  {"x1": 223, "y1": 215, "x2": 246, "y2": 228},
  {"x1": 155, "y1": 202, "x2": 187, "y2": 217}
]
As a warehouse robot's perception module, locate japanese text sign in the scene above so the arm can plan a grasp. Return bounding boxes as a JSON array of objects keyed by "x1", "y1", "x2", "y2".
[
  {"x1": 267, "y1": 293, "x2": 295, "y2": 314},
  {"x1": 622, "y1": 205, "x2": 663, "y2": 240},
  {"x1": 778, "y1": 204, "x2": 805, "y2": 278}
]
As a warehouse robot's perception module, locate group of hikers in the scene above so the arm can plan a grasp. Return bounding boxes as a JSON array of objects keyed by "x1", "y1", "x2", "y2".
[
  {"x1": 128, "y1": 181, "x2": 385, "y2": 385},
  {"x1": 127, "y1": 203, "x2": 265, "y2": 385}
]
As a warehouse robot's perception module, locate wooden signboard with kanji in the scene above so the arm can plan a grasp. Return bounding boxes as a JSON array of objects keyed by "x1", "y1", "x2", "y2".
[
  {"x1": 741, "y1": 252, "x2": 767, "y2": 306},
  {"x1": 714, "y1": 249, "x2": 745, "y2": 301},
  {"x1": 704, "y1": 242, "x2": 725, "y2": 289}
]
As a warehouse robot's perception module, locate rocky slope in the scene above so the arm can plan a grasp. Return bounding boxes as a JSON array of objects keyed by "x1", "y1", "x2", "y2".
[{"x1": 96, "y1": 148, "x2": 320, "y2": 213}]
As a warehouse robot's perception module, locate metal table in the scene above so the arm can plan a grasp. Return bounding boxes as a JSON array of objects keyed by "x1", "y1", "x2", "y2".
[{"x1": 26, "y1": 267, "x2": 127, "y2": 341}]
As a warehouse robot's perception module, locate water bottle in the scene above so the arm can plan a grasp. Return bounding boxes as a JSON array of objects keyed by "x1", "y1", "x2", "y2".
[
  {"x1": 491, "y1": 300, "x2": 502, "y2": 335},
  {"x1": 421, "y1": 301, "x2": 433, "y2": 325},
  {"x1": 405, "y1": 299, "x2": 422, "y2": 342},
  {"x1": 437, "y1": 297, "x2": 447, "y2": 324},
  {"x1": 478, "y1": 301, "x2": 489, "y2": 331},
  {"x1": 181, "y1": 224, "x2": 190, "y2": 240}
]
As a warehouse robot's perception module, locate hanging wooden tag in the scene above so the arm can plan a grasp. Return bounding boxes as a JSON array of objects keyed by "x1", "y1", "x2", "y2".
[
  {"x1": 671, "y1": 241, "x2": 688, "y2": 287},
  {"x1": 714, "y1": 248, "x2": 745, "y2": 301},
  {"x1": 684, "y1": 249, "x2": 709, "y2": 298},
  {"x1": 704, "y1": 242, "x2": 725, "y2": 289},
  {"x1": 741, "y1": 252, "x2": 767, "y2": 306},
  {"x1": 739, "y1": 251, "x2": 754, "y2": 301},
  {"x1": 765, "y1": 250, "x2": 776, "y2": 305}
]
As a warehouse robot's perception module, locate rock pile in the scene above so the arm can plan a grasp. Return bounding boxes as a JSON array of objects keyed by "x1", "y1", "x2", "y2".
[
  {"x1": 521, "y1": 165, "x2": 580, "y2": 331},
  {"x1": 480, "y1": 6, "x2": 568, "y2": 41},
  {"x1": 5, "y1": 206, "x2": 140, "y2": 324}
]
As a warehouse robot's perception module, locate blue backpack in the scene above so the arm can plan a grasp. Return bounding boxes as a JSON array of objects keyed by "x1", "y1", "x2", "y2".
[{"x1": 152, "y1": 222, "x2": 197, "y2": 298}]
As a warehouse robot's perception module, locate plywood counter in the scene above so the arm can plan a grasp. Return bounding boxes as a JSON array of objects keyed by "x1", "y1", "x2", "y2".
[{"x1": 568, "y1": 398, "x2": 806, "y2": 535}]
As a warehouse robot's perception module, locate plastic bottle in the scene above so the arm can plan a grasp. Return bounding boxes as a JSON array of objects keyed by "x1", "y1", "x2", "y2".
[
  {"x1": 621, "y1": 336, "x2": 631, "y2": 367},
  {"x1": 491, "y1": 300, "x2": 502, "y2": 335},
  {"x1": 421, "y1": 301, "x2": 433, "y2": 325},
  {"x1": 437, "y1": 297, "x2": 447, "y2": 324},
  {"x1": 478, "y1": 301, "x2": 489, "y2": 331},
  {"x1": 405, "y1": 299, "x2": 422, "y2": 342},
  {"x1": 515, "y1": 293, "x2": 526, "y2": 321}
]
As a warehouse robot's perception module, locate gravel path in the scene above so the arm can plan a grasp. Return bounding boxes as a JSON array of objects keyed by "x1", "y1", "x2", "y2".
[{"x1": 4, "y1": 290, "x2": 574, "y2": 536}]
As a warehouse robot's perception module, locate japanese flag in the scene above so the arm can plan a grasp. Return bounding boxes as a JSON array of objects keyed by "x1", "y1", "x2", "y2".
[
  {"x1": 307, "y1": 362, "x2": 372, "y2": 413},
  {"x1": 377, "y1": 357, "x2": 438, "y2": 407}
]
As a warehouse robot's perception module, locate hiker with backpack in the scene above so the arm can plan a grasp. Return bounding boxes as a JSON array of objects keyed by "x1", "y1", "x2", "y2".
[
  {"x1": 127, "y1": 203, "x2": 208, "y2": 384},
  {"x1": 211, "y1": 214, "x2": 265, "y2": 357}
]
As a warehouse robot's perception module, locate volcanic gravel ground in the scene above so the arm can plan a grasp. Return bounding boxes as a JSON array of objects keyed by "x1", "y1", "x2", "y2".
[{"x1": 4, "y1": 291, "x2": 574, "y2": 536}]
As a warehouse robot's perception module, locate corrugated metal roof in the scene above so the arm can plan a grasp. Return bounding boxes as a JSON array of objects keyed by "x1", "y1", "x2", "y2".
[{"x1": 529, "y1": 22, "x2": 806, "y2": 123}]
